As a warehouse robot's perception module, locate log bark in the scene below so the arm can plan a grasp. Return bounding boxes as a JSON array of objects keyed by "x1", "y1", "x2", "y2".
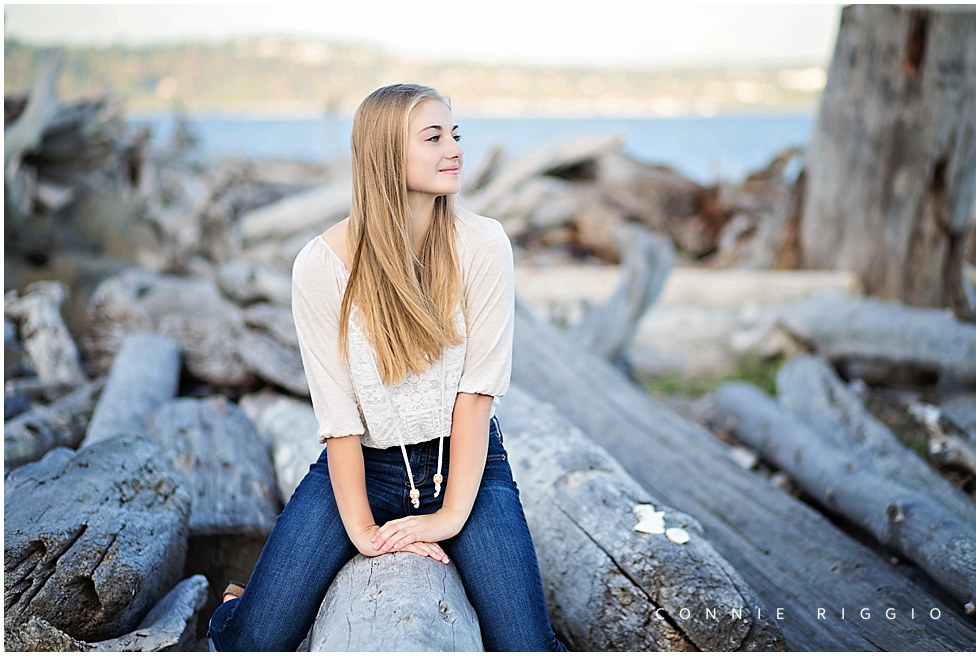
[
  {"x1": 764, "y1": 293, "x2": 975, "y2": 383},
  {"x1": 3, "y1": 435, "x2": 192, "y2": 641},
  {"x1": 510, "y1": 302, "x2": 975, "y2": 649},
  {"x1": 800, "y1": 5, "x2": 976, "y2": 316},
  {"x1": 309, "y1": 552, "x2": 483, "y2": 651},
  {"x1": 775, "y1": 355, "x2": 975, "y2": 523},
  {"x1": 712, "y1": 381, "x2": 976, "y2": 612},
  {"x1": 568, "y1": 224, "x2": 673, "y2": 364},
  {"x1": 145, "y1": 396, "x2": 279, "y2": 537},
  {"x1": 4, "y1": 280, "x2": 86, "y2": 385},
  {"x1": 499, "y1": 385, "x2": 784, "y2": 651},
  {"x1": 238, "y1": 390, "x2": 322, "y2": 504},
  {"x1": 81, "y1": 331, "x2": 181, "y2": 448},
  {"x1": 5, "y1": 377, "x2": 104, "y2": 470},
  {"x1": 3, "y1": 574, "x2": 209, "y2": 652}
]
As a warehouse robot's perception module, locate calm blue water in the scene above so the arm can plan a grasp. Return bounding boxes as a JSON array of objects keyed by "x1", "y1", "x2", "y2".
[{"x1": 128, "y1": 112, "x2": 813, "y2": 184}]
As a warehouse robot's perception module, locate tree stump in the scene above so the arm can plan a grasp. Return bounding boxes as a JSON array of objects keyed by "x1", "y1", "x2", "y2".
[
  {"x1": 3, "y1": 434, "x2": 191, "y2": 641},
  {"x1": 309, "y1": 552, "x2": 483, "y2": 651},
  {"x1": 801, "y1": 4, "x2": 976, "y2": 317}
]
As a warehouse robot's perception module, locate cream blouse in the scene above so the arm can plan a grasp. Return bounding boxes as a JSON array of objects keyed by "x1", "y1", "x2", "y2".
[{"x1": 290, "y1": 209, "x2": 514, "y2": 504}]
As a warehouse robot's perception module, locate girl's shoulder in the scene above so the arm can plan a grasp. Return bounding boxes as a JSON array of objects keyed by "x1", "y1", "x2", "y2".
[{"x1": 454, "y1": 206, "x2": 509, "y2": 248}]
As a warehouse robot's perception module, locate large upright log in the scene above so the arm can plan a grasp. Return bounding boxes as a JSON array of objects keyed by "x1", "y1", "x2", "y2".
[
  {"x1": 801, "y1": 5, "x2": 976, "y2": 317},
  {"x1": 510, "y1": 303, "x2": 975, "y2": 650},
  {"x1": 3, "y1": 435, "x2": 191, "y2": 641},
  {"x1": 499, "y1": 386, "x2": 783, "y2": 651}
]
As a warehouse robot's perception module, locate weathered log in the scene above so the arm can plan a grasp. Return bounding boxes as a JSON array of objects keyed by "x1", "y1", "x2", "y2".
[
  {"x1": 510, "y1": 302, "x2": 975, "y2": 649},
  {"x1": 764, "y1": 293, "x2": 975, "y2": 383},
  {"x1": 85, "y1": 268, "x2": 252, "y2": 386},
  {"x1": 238, "y1": 390, "x2": 322, "y2": 504},
  {"x1": 4, "y1": 280, "x2": 86, "y2": 385},
  {"x1": 463, "y1": 133, "x2": 622, "y2": 217},
  {"x1": 499, "y1": 385, "x2": 783, "y2": 651},
  {"x1": 215, "y1": 259, "x2": 292, "y2": 307},
  {"x1": 5, "y1": 377, "x2": 104, "y2": 470},
  {"x1": 775, "y1": 355, "x2": 975, "y2": 523},
  {"x1": 712, "y1": 381, "x2": 976, "y2": 612},
  {"x1": 309, "y1": 552, "x2": 483, "y2": 651},
  {"x1": 81, "y1": 331, "x2": 181, "y2": 448},
  {"x1": 145, "y1": 396, "x2": 279, "y2": 537},
  {"x1": 3, "y1": 574, "x2": 209, "y2": 652},
  {"x1": 3, "y1": 435, "x2": 191, "y2": 641},
  {"x1": 4, "y1": 52, "x2": 61, "y2": 227},
  {"x1": 569, "y1": 224, "x2": 673, "y2": 364},
  {"x1": 800, "y1": 5, "x2": 976, "y2": 317},
  {"x1": 239, "y1": 180, "x2": 349, "y2": 246},
  {"x1": 239, "y1": 303, "x2": 308, "y2": 395}
]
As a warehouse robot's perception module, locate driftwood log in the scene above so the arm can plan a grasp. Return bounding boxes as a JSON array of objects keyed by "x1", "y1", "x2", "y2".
[
  {"x1": 215, "y1": 259, "x2": 292, "y2": 307},
  {"x1": 4, "y1": 574, "x2": 209, "y2": 652},
  {"x1": 239, "y1": 303, "x2": 308, "y2": 395},
  {"x1": 499, "y1": 385, "x2": 784, "y2": 651},
  {"x1": 238, "y1": 390, "x2": 322, "y2": 504},
  {"x1": 3, "y1": 434, "x2": 191, "y2": 642},
  {"x1": 238, "y1": 179, "x2": 349, "y2": 246},
  {"x1": 4, "y1": 280, "x2": 86, "y2": 385},
  {"x1": 712, "y1": 381, "x2": 976, "y2": 612},
  {"x1": 309, "y1": 552, "x2": 483, "y2": 651},
  {"x1": 81, "y1": 331, "x2": 181, "y2": 448},
  {"x1": 4, "y1": 377, "x2": 104, "y2": 471},
  {"x1": 510, "y1": 303, "x2": 975, "y2": 650},
  {"x1": 145, "y1": 396, "x2": 279, "y2": 537},
  {"x1": 85, "y1": 268, "x2": 252, "y2": 385},
  {"x1": 757, "y1": 293, "x2": 975, "y2": 384},
  {"x1": 775, "y1": 355, "x2": 975, "y2": 523},
  {"x1": 568, "y1": 224, "x2": 673, "y2": 365}
]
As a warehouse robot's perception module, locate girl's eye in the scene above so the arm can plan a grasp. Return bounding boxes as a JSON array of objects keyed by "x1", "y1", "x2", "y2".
[
  {"x1": 427, "y1": 135, "x2": 440, "y2": 142},
  {"x1": 453, "y1": 134, "x2": 462, "y2": 142}
]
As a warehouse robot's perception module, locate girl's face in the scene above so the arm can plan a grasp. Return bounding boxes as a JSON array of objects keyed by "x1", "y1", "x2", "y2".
[{"x1": 405, "y1": 99, "x2": 464, "y2": 198}]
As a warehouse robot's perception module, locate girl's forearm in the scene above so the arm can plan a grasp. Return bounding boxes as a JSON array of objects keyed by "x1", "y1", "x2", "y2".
[
  {"x1": 440, "y1": 392, "x2": 494, "y2": 532},
  {"x1": 326, "y1": 434, "x2": 377, "y2": 539}
]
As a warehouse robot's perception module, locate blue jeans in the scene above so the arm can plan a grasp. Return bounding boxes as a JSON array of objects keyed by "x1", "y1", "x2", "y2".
[{"x1": 207, "y1": 416, "x2": 568, "y2": 651}]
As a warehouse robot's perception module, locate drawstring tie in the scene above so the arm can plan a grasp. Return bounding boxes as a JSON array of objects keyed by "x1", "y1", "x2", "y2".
[{"x1": 388, "y1": 358, "x2": 447, "y2": 509}]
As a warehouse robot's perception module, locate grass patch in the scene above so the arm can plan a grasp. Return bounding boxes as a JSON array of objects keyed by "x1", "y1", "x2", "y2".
[{"x1": 640, "y1": 354, "x2": 786, "y2": 398}]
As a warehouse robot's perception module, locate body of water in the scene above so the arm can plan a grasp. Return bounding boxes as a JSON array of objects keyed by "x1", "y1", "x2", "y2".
[{"x1": 129, "y1": 112, "x2": 814, "y2": 184}]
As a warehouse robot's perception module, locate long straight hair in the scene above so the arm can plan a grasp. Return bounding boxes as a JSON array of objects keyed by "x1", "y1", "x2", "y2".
[{"x1": 339, "y1": 83, "x2": 464, "y2": 385}]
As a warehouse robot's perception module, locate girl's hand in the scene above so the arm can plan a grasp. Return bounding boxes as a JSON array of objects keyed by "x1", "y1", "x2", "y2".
[
  {"x1": 351, "y1": 524, "x2": 449, "y2": 563},
  {"x1": 371, "y1": 510, "x2": 462, "y2": 553}
]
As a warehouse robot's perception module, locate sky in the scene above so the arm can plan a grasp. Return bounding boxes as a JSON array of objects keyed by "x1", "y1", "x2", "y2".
[{"x1": 4, "y1": 2, "x2": 844, "y2": 68}]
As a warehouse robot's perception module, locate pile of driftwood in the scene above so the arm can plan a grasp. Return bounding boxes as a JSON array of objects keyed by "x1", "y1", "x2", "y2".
[{"x1": 5, "y1": 54, "x2": 977, "y2": 653}]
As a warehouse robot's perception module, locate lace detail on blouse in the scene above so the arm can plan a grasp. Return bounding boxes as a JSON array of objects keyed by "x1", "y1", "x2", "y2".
[{"x1": 346, "y1": 303, "x2": 467, "y2": 450}]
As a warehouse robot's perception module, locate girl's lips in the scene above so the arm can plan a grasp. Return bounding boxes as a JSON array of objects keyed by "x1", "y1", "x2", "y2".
[{"x1": 440, "y1": 168, "x2": 460, "y2": 174}]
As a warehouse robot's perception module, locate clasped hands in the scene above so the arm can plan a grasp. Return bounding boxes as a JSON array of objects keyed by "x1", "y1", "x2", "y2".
[{"x1": 353, "y1": 509, "x2": 462, "y2": 565}]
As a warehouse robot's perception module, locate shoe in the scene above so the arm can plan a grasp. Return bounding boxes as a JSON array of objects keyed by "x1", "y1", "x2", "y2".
[{"x1": 222, "y1": 579, "x2": 247, "y2": 602}]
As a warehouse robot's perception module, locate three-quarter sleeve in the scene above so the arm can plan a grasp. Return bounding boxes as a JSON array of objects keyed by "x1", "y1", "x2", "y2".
[
  {"x1": 457, "y1": 219, "x2": 515, "y2": 398},
  {"x1": 291, "y1": 242, "x2": 365, "y2": 443}
]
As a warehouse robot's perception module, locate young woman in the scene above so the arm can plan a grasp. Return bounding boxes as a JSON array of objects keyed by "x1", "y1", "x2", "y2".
[{"x1": 206, "y1": 83, "x2": 568, "y2": 652}]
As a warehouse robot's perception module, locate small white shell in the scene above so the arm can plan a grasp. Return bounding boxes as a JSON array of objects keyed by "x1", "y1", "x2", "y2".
[{"x1": 666, "y1": 527, "x2": 691, "y2": 544}]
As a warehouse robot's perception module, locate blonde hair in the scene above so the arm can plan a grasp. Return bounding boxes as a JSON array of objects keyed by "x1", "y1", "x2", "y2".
[{"x1": 339, "y1": 83, "x2": 464, "y2": 385}]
